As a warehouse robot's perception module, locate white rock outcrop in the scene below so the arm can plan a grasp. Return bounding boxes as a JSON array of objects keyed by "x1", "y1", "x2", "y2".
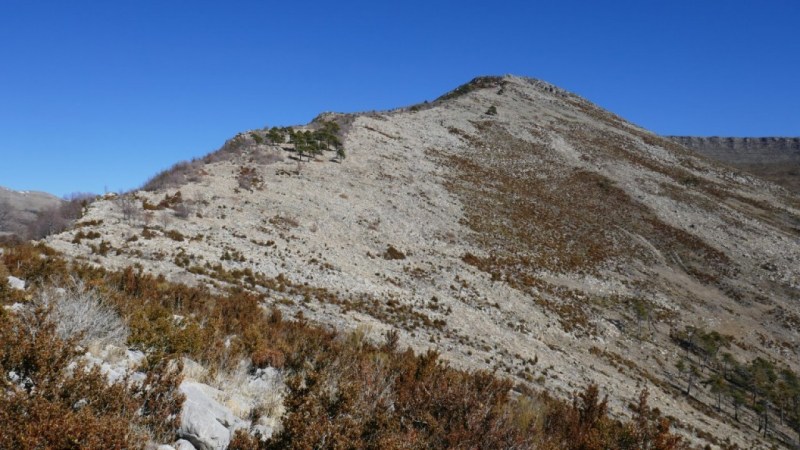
[
  {"x1": 178, "y1": 381, "x2": 248, "y2": 450},
  {"x1": 7, "y1": 275, "x2": 25, "y2": 290},
  {"x1": 174, "y1": 439, "x2": 198, "y2": 450}
]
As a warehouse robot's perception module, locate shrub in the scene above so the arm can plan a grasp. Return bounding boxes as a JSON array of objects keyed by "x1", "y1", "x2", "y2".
[
  {"x1": 0, "y1": 304, "x2": 183, "y2": 449},
  {"x1": 165, "y1": 229, "x2": 185, "y2": 242},
  {"x1": 485, "y1": 105, "x2": 498, "y2": 116},
  {"x1": 250, "y1": 132, "x2": 264, "y2": 145},
  {"x1": 436, "y1": 76, "x2": 504, "y2": 102},
  {"x1": 173, "y1": 203, "x2": 191, "y2": 219},
  {"x1": 141, "y1": 160, "x2": 203, "y2": 191},
  {"x1": 237, "y1": 166, "x2": 263, "y2": 191},
  {"x1": 383, "y1": 245, "x2": 406, "y2": 260},
  {"x1": 35, "y1": 280, "x2": 128, "y2": 347}
]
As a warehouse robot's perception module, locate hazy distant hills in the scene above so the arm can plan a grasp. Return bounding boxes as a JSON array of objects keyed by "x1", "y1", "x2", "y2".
[
  {"x1": 40, "y1": 76, "x2": 800, "y2": 448},
  {"x1": 0, "y1": 186, "x2": 63, "y2": 238},
  {"x1": 670, "y1": 136, "x2": 800, "y2": 193}
]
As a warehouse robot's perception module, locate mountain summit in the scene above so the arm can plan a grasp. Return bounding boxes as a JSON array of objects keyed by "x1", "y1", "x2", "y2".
[{"x1": 46, "y1": 75, "x2": 800, "y2": 447}]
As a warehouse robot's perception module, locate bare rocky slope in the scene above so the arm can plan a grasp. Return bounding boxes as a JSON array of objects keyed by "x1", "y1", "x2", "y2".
[
  {"x1": 670, "y1": 136, "x2": 800, "y2": 194},
  {"x1": 46, "y1": 76, "x2": 800, "y2": 448}
]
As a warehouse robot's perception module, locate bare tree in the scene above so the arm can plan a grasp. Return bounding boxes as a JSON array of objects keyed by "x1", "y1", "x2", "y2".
[
  {"x1": 116, "y1": 194, "x2": 139, "y2": 224},
  {"x1": 60, "y1": 192, "x2": 96, "y2": 221},
  {"x1": 173, "y1": 202, "x2": 191, "y2": 219},
  {"x1": 0, "y1": 199, "x2": 10, "y2": 230},
  {"x1": 143, "y1": 210, "x2": 155, "y2": 226},
  {"x1": 29, "y1": 206, "x2": 69, "y2": 239},
  {"x1": 159, "y1": 210, "x2": 172, "y2": 229},
  {"x1": 192, "y1": 192, "x2": 207, "y2": 216}
]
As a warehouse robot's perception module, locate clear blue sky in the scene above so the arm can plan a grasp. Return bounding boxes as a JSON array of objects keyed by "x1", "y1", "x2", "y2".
[{"x1": 1, "y1": 1, "x2": 798, "y2": 196}]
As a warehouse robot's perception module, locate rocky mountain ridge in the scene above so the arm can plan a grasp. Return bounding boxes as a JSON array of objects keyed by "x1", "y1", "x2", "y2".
[
  {"x1": 669, "y1": 136, "x2": 800, "y2": 193},
  {"x1": 44, "y1": 75, "x2": 800, "y2": 448},
  {"x1": 669, "y1": 137, "x2": 800, "y2": 164}
]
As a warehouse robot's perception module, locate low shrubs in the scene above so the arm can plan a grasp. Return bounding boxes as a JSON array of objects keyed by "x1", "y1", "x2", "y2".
[
  {"x1": 0, "y1": 242, "x2": 688, "y2": 449},
  {"x1": 164, "y1": 229, "x2": 185, "y2": 241},
  {"x1": 383, "y1": 244, "x2": 406, "y2": 260},
  {"x1": 0, "y1": 304, "x2": 184, "y2": 449}
]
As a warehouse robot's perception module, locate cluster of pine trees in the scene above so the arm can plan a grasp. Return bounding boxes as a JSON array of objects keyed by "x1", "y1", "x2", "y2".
[
  {"x1": 262, "y1": 122, "x2": 345, "y2": 161},
  {"x1": 671, "y1": 326, "x2": 800, "y2": 443}
]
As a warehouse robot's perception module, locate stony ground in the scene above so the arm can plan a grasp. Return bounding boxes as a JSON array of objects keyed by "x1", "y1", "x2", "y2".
[{"x1": 47, "y1": 76, "x2": 800, "y2": 448}]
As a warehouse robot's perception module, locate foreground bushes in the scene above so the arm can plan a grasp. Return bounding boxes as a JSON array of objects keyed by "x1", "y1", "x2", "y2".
[
  {"x1": 0, "y1": 242, "x2": 688, "y2": 449},
  {"x1": 0, "y1": 304, "x2": 183, "y2": 449}
]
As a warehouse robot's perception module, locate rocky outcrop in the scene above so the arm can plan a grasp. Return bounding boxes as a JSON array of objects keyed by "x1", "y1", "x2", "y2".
[
  {"x1": 178, "y1": 381, "x2": 247, "y2": 450},
  {"x1": 174, "y1": 440, "x2": 197, "y2": 450},
  {"x1": 6, "y1": 276, "x2": 25, "y2": 290}
]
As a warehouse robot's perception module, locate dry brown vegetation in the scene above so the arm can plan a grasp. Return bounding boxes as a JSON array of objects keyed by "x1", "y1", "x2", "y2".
[
  {"x1": 433, "y1": 120, "x2": 741, "y2": 335},
  {"x1": 0, "y1": 302, "x2": 183, "y2": 449},
  {"x1": 0, "y1": 242, "x2": 690, "y2": 449}
]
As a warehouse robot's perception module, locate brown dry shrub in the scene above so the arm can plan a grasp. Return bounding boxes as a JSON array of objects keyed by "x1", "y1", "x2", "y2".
[
  {"x1": 538, "y1": 385, "x2": 686, "y2": 450},
  {"x1": 228, "y1": 429, "x2": 261, "y2": 450},
  {"x1": 383, "y1": 245, "x2": 406, "y2": 260},
  {"x1": 267, "y1": 341, "x2": 537, "y2": 449},
  {"x1": 1, "y1": 242, "x2": 67, "y2": 286},
  {"x1": 0, "y1": 243, "x2": 688, "y2": 449},
  {"x1": 164, "y1": 229, "x2": 185, "y2": 241},
  {"x1": 0, "y1": 305, "x2": 184, "y2": 449},
  {"x1": 127, "y1": 303, "x2": 212, "y2": 366}
]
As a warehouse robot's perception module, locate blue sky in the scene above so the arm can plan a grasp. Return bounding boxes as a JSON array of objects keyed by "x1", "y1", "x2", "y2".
[{"x1": 1, "y1": 1, "x2": 798, "y2": 196}]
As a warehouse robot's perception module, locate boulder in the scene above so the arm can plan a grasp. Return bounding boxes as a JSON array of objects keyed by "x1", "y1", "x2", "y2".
[
  {"x1": 178, "y1": 381, "x2": 247, "y2": 450},
  {"x1": 7, "y1": 276, "x2": 25, "y2": 290},
  {"x1": 82, "y1": 345, "x2": 147, "y2": 385},
  {"x1": 3, "y1": 303, "x2": 25, "y2": 313},
  {"x1": 174, "y1": 440, "x2": 197, "y2": 450}
]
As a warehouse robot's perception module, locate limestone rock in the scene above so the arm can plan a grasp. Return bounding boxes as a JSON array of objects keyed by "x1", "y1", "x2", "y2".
[
  {"x1": 174, "y1": 439, "x2": 197, "y2": 450},
  {"x1": 178, "y1": 381, "x2": 247, "y2": 450},
  {"x1": 7, "y1": 276, "x2": 25, "y2": 290}
]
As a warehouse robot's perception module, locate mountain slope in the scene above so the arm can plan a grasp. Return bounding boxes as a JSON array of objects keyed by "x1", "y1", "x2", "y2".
[
  {"x1": 670, "y1": 136, "x2": 800, "y2": 194},
  {"x1": 46, "y1": 76, "x2": 800, "y2": 448}
]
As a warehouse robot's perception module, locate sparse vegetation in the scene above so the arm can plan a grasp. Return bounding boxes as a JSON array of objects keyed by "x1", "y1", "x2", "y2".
[
  {"x1": 0, "y1": 242, "x2": 691, "y2": 449},
  {"x1": 237, "y1": 166, "x2": 264, "y2": 191},
  {"x1": 436, "y1": 76, "x2": 505, "y2": 102}
]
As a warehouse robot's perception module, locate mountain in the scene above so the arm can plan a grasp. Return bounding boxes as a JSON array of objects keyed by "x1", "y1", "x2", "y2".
[
  {"x1": 669, "y1": 136, "x2": 800, "y2": 194},
  {"x1": 44, "y1": 76, "x2": 800, "y2": 448},
  {"x1": 0, "y1": 186, "x2": 64, "y2": 238}
]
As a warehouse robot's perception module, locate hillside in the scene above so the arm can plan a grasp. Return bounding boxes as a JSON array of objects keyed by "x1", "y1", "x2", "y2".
[
  {"x1": 0, "y1": 186, "x2": 64, "y2": 238},
  {"x1": 43, "y1": 76, "x2": 800, "y2": 448},
  {"x1": 669, "y1": 136, "x2": 800, "y2": 193}
]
